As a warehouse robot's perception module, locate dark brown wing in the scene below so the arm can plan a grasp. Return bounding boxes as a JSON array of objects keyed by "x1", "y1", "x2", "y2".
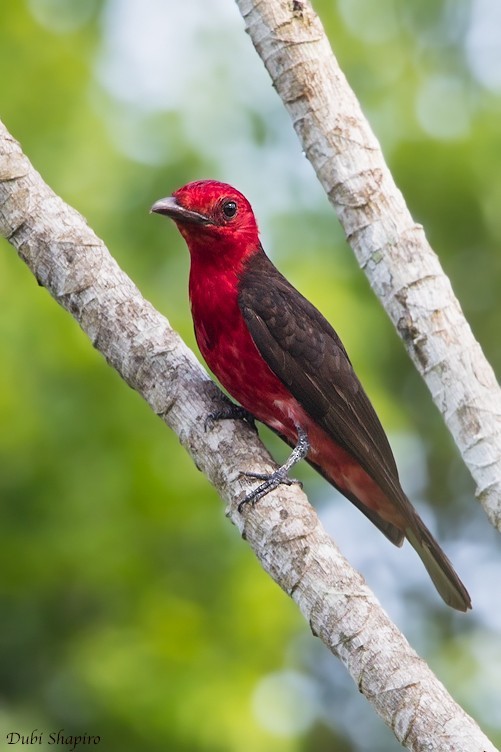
[
  {"x1": 238, "y1": 251, "x2": 473, "y2": 611},
  {"x1": 237, "y1": 249, "x2": 408, "y2": 520}
]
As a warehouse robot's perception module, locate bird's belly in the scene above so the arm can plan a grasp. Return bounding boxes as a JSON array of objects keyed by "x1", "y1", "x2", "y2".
[{"x1": 202, "y1": 330, "x2": 299, "y2": 434}]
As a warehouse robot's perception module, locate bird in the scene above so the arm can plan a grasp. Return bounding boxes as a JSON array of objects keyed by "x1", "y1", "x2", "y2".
[{"x1": 151, "y1": 179, "x2": 471, "y2": 611}]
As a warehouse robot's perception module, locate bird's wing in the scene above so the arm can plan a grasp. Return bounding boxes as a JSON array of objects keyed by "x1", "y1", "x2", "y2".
[{"x1": 237, "y1": 250, "x2": 408, "y2": 514}]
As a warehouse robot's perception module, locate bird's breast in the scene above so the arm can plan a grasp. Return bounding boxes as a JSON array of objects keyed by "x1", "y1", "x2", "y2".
[{"x1": 189, "y1": 270, "x2": 298, "y2": 434}]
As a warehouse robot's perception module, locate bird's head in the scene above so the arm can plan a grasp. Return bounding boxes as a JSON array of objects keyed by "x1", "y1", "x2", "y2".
[{"x1": 151, "y1": 180, "x2": 260, "y2": 267}]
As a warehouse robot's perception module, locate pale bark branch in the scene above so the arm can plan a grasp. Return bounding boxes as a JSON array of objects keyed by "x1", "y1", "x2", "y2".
[
  {"x1": 235, "y1": 0, "x2": 501, "y2": 531},
  {"x1": 0, "y1": 120, "x2": 497, "y2": 751}
]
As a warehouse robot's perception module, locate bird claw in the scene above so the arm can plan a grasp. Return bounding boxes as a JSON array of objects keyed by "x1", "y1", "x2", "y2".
[
  {"x1": 204, "y1": 413, "x2": 217, "y2": 432},
  {"x1": 204, "y1": 398, "x2": 257, "y2": 433},
  {"x1": 237, "y1": 468, "x2": 303, "y2": 512},
  {"x1": 237, "y1": 425, "x2": 309, "y2": 513}
]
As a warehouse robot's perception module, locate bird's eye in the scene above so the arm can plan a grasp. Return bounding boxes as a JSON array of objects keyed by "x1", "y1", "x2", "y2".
[{"x1": 222, "y1": 200, "x2": 237, "y2": 219}]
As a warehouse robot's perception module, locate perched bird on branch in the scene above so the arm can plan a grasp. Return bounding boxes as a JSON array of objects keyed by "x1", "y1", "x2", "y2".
[{"x1": 152, "y1": 179, "x2": 471, "y2": 612}]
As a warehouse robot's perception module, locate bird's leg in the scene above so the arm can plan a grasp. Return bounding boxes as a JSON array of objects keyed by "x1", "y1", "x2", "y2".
[
  {"x1": 205, "y1": 394, "x2": 257, "y2": 432},
  {"x1": 238, "y1": 425, "x2": 310, "y2": 512}
]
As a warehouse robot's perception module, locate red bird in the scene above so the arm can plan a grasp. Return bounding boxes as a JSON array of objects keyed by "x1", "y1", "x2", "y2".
[{"x1": 152, "y1": 179, "x2": 471, "y2": 611}]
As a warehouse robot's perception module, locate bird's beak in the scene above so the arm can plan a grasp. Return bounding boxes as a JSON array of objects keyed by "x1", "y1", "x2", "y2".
[{"x1": 150, "y1": 196, "x2": 210, "y2": 225}]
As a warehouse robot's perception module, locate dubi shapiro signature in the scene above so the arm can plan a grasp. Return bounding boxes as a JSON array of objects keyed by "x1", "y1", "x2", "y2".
[{"x1": 6, "y1": 729, "x2": 101, "y2": 751}]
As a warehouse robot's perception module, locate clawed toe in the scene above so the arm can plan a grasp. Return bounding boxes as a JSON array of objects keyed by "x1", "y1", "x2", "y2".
[
  {"x1": 235, "y1": 424, "x2": 309, "y2": 513},
  {"x1": 237, "y1": 468, "x2": 303, "y2": 512},
  {"x1": 204, "y1": 400, "x2": 257, "y2": 433}
]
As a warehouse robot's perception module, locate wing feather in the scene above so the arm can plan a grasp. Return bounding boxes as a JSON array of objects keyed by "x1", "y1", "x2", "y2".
[{"x1": 238, "y1": 250, "x2": 407, "y2": 512}]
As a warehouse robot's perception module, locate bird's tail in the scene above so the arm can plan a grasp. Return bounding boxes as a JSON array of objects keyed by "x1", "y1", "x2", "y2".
[{"x1": 406, "y1": 521, "x2": 471, "y2": 612}]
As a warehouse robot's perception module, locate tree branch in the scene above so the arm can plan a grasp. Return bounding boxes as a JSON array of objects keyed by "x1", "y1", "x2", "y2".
[
  {"x1": 0, "y1": 120, "x2": 497, "y2": 751},
  {"x1": 235, "y1": 0, "x2": 501, "y2": 531}
]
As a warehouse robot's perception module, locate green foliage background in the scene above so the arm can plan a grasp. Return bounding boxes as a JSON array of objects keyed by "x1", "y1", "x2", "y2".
[{"x1": 1, "y1": 1, "x2": 500, "y2": 750}]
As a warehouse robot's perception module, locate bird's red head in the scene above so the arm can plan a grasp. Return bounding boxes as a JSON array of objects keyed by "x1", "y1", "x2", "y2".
[{"x1": 151, "y1": 179, "x2": 260, "y2": 268}]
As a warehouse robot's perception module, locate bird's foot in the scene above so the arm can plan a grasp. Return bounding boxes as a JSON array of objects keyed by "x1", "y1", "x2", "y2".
[
  {"x1": 237, "y1": 424, "x2": 310, "y2": 513},
  {"x1": 204, "y1": 395, "x2": 256, "y2": 433},
  {"x1": 238, "y1": 467, "x2": 303, "y2": 511}
]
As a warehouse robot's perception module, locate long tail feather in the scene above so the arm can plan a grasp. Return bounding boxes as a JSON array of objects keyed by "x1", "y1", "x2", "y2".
[{"x1": 406, "y1": 523, "x2": 471, "y2": 612}]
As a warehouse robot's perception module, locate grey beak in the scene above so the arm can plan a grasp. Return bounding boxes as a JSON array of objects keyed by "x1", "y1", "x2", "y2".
[{"x1": 150, "y1": 196, "x2": 210, "y2": 225}]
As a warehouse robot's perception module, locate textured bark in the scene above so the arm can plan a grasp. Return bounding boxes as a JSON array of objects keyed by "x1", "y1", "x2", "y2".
[
  {"x1": 0, "y1": 120, "x2": 497, "y2": 752},
  {"x1": 235, "y1": 0, "x2": 501, "y2": 532}
]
